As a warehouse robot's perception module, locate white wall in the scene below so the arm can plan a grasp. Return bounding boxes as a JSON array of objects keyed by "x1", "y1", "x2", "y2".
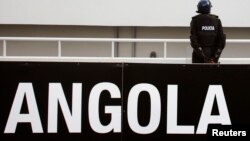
[{"x1": 0, "y1": 0, "x2": 250, "y2": 27}]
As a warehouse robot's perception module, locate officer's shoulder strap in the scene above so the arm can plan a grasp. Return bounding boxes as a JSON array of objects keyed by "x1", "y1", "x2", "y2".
[
  {"x1": 192, "y1": 15, "x2": 199, "y2": 19},
  {"x1": 209, "y1": 14, "x2": 219, "y2": 19}
]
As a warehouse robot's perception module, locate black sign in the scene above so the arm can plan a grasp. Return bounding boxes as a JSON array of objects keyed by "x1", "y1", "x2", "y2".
[{"x1": 0, "y1": 62, "x2": 249, "y2": 141}]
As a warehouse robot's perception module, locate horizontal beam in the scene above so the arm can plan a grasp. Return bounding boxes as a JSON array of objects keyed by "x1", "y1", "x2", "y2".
[
  {"x1": 0, "y1": 37, "x2": 250, "y2": 43},
  {"x1": 1, "y1": 56, "x2": 250, "y2": 64}
]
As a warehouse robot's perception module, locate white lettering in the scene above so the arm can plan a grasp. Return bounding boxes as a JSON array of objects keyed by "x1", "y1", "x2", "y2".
[
  {"x1": 212, "y1": 129, "x2": 219, "y2": 136},
  {"x1": 197, "y1": 85, "x2": 231, "y2": 134},
  {"x1": 48, "y1": 83, "x2": 82, "y2": 133},
  {"x1": 4, "y1": 83, "x2": 43, "y2": 133},
  {"x1": 4, "y1": 82, "x2": 234, "y2": 135},
  {"x1": 88, "y1": 82, "x2": 121, "y2": 133},
  {"x1": 212, "y1": 129, "x2": 247, "y2": 136},
  {"x1": 127, "y1": 83, "x2": 161, "y2": 134},
  {"x1": 202, "y1": 26, "x2": 215, "y2": 31},
  {"x1": 167, "y1": 85, "x2": 195, "y2": 134}
]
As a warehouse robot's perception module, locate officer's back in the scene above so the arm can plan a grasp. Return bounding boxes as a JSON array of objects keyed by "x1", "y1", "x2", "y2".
[
  {"x1": 192, "y1": 14, "x2": 219, "y2": 47},
  {"x1": 190, "y1": 0, "x2": 226, "y2": 63}
]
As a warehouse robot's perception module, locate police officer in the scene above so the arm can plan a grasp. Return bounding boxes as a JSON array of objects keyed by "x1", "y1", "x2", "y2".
[{"x1": 190, "y1": 0, "x2": 226, "y2": 63}]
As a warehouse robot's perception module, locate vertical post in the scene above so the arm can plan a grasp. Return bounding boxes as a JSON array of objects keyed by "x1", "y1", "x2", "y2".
[
  {"x1": 186, "y1": 45, "x2": 191, "y2": 64},
  {"x1": 3, "y1": 40, "x2": 6, "y2": 57},
  {"x1": 131, "y1": 27, "x2": 137, "y2": 57},
  {"x1": 111, "y1": 41, "x2": 115, "y2": 58},
  {"x1": 164, "y1": 42, "x2": 167, "y2": 58},
  {"x1": 58, "y1": 41, "x2": 62, "y2": 57},
  {"x1": 115, "y1": 27, "x2": 119, "y2": 57}
]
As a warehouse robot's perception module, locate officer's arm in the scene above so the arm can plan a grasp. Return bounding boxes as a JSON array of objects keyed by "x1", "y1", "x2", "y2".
[
  {"x1": 214, "y1": 19, "x2": 226, "y2": 59},
  {"x1": 190, "y1": 18, "x2": 208, "y2": 60},
  {"x1": 190, "y1": 18, "x2": 200, "y2": 49}
]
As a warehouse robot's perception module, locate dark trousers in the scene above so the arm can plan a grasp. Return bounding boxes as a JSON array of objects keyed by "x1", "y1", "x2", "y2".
[
  {"x1": 192, "y1": 52, "x2": 205, "y2": 63},
  {"x1": 192, "y1": 52, "x2": 219, "y2": 63}
]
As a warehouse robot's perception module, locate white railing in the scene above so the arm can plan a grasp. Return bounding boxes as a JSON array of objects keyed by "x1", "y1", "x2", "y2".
[{"x1": 1, "y1": 37, "x2": 250, "y2": 64}]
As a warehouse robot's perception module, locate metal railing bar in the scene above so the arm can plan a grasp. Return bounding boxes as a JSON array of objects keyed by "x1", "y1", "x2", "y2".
[
  {"x1": 3, "y1": 40, "x2": 6, "y2": 57},
  {"x1": 0, "y1": 37, "x2": 190, "y2": 42},
  {"x1": 111, "y1": 41, "x2": 115, "y2": 58},
  {"x1": 0, "y1": 37, "x2": 250, "y2": 64},
  {"x1": 164, "y1": 42, "x2": 167, "y2": 58},
  {"x1": 58, "y1": 40, "x2": 62, "y2": 57},
  {"x1": 0, "y1": 37, "x2": 250, "y2": 43},
  {"x1": 1, "y1": 56, "x2": 250, "y2": 64}
]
